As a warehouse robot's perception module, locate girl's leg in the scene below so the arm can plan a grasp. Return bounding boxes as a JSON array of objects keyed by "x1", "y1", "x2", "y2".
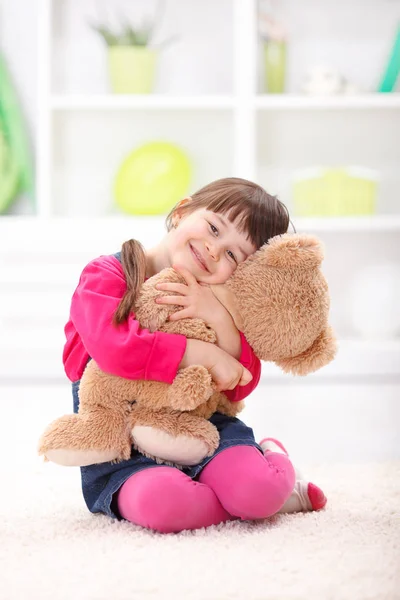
[
  {"x1": 198, "y1": 445, "x2": 296, "y2": 520},
  {"x1": 260, "y1": 438, "x2": 327, "y2": 513},
  {"x1": 116, "y1": 466, "x2": 233, "y2": 534}
]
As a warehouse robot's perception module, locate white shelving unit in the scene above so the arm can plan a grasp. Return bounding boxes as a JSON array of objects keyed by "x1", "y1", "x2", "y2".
[
  {"x1": 255, "y1": 94, "x2": 400, "y2": 110},
  {"x1": 31, "y1": 0, "x2": 400, "y2": 220},
  {"x1": 1, "y1": 0, "x2": 399, "y2": 382},
  {"x1": 50, "y1": 95, "x2": 237, "y2": 110}
]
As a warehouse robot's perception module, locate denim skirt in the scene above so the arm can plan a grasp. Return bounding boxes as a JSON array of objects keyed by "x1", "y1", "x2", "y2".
[{"x1": 72, "y1": 378, "x2": 262, "y2": 519}]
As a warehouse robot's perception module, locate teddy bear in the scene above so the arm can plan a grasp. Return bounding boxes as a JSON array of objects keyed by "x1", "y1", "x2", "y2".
[{"x1": 38, "y1": 233, "x2": 337, "y2": 468}]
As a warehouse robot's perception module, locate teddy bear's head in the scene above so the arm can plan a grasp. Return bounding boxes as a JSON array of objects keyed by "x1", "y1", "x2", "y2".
[{"x1": 225, "y1": 234, "x2": 337, "y2": 376}]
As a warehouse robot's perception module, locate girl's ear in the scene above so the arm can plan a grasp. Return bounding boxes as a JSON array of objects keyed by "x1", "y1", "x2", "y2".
[
  {"x1": 172, "y1": 197, "x2": 192, "y2": 227},
  {"x1": 176, "y1": 197, "x2": 192, "y2": 212}
]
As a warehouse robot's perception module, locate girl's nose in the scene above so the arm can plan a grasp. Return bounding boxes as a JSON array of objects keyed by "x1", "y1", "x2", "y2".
[{"x1": 205, "y1": 242, "x2": 219, "y2": 261}]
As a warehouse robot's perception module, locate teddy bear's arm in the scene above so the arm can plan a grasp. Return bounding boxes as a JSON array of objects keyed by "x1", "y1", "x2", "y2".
[
  {"x1": 135, "y1": 268, "x2": 219, "y2": 344},
  {"x1": 133, "y1": 268, "x2": 183, "y2": 330},
  {"x1": 160, "y1": 319, "x2": 217, "y2": 344}
]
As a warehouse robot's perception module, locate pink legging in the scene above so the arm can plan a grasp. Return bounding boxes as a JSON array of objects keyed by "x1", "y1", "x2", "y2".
[{"x1": 116, "y1": 446, "x2": 295, "y2": 533}]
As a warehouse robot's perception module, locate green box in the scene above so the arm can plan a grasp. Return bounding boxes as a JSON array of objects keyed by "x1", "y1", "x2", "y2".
[{"x1": 292, "y1": 167, "x2": 379, "y2": 217}]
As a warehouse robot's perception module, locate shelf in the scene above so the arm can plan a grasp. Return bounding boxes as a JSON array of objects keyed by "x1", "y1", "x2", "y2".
[
  {"x1": 0, "y1": 216, "x2": 169, "y2": 253},
  {"x1": 255, "y1": 94, "x2": 400, "y2": 110},
  {"x1": 293, "y1": 215, "x2": 400, "y2": 232},
  {"x1": 49, "y1": 94, "x2": 400, "y2": 112},
  {"x1": 2, "y1": 214, "x2": 400, "y2": 234},
  {"x1": 260, "y1": 339, "x2": 400, "y2": 380},
  {"x1": 50, "y1": 95, "x2": 236, "y2": 111}
]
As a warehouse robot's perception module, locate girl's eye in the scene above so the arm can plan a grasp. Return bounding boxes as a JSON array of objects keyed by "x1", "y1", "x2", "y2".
[
  {"x1": 209, "y1": 222, "x2": 236, "y2": 263},
  {"x1": 210, "y1": 223, "x2": 218, "y2": 235}
]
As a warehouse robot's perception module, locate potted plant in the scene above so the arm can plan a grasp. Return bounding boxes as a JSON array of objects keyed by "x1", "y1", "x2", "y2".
[{"x1": 90, "y1": 1, "x2": 177, "y2": 94}]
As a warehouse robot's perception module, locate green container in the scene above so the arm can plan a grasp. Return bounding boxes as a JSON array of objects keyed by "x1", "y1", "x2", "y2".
[
  {"x1": 292, "y1": 167, "x2": 378, "y2": 217},
  {"x1": 108, "y1": 47, "x2": 158, "y2": 94},
  {"x1": 263, "y1": 40, "x2": 286, "y2": 94}
]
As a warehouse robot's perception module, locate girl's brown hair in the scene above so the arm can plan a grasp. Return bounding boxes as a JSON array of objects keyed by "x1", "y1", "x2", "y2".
[{"x1": 114, "y1": 177, "x2": 291, "y2": 325}]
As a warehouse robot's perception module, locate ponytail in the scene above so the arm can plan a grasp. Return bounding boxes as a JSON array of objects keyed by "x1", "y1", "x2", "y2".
[{"x1": 113, "y1": 239, "x2": 147, "y2": 326}]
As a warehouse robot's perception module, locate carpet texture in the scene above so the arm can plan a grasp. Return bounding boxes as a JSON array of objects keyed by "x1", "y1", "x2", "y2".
[{"x1": 1, "y1": 461, "x2": 399, "y2": 600}]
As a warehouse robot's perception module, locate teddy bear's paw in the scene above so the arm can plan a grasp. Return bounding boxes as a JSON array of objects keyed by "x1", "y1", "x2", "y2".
[
  {"x1": 168, "y1": 366, "x2": 213, "y2": 410},
  {"x1": 42, "y1": 448, "x2": 120, "y2": 467},
  {"x1": 132, "y1": 426, "x2": 211, "y2": 466}
]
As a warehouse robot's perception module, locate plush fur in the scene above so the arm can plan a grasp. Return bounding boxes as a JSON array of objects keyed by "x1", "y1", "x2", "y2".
[{"x1": 38, "y1": 234, "x2": 337, "y2": 468}]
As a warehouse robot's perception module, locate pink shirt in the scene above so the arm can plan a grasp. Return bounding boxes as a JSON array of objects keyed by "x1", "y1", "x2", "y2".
[{"x1": 63, "y1": 254, "x2": 261, "y2": 402}]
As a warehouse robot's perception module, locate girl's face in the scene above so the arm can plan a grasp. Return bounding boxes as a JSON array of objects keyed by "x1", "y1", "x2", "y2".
[{"x1": 168, "y1": 207, "x2": 257, "y2": 284}]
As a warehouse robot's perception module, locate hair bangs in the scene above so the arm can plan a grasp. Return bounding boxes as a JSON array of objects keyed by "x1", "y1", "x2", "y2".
[
  {"x1": 206, "y1": 190, "x2": 288, "y2": 249},
  {"x1": 166, "y1": 177, "x2": 290, "y2": 249}
]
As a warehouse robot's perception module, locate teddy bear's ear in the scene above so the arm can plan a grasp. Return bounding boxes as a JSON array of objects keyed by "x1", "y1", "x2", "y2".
[
  {"x1": 274, "y1": 326, "x2": 337, "y2": 376},
  {"x1": 262, "y1": 233, "x2": 324, "y2": 269}
]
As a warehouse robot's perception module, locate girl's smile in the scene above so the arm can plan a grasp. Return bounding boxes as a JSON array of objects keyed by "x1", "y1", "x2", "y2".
[{"x1": 189, "y1": 243, "x2": 209, "y2": 272}]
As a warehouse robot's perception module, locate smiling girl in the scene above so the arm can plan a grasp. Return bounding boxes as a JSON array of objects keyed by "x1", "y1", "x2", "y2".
[{"x1": 64, "y1": 177, "x2": 326, "y2": 532}]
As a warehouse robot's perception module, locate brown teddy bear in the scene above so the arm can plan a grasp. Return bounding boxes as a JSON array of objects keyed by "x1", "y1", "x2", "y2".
[{"x1": 38, "y1": 233, "x2": 337, "y2": 468}]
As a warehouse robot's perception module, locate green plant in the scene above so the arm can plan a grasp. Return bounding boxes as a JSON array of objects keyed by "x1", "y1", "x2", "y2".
[{"x1": 89, "y1": 0, "x2": 177, "y2": 48}]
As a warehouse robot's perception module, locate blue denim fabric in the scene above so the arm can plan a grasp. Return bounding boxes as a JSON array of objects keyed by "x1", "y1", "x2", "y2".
[{"x1": 72, "y1": 379, "x2": 262, "y2": 519}]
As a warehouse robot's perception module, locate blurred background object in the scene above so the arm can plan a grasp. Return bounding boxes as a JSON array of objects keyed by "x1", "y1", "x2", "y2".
[
  {"x1": 114, "y1": 140, "x2": 191, "y2": 214},
  {"x1": 259, "y1": 0, "x2": 287, "y2": 93},
  {"x1": 292, "y1": 167, "x2": 378, "y2": 217},
  {"x1": 0, "y1": 44, "x2": 34, "y2": 214},
  {"x1": 300, "y1": 66, "x2": 362, "y2": 95},
  {"x1": 378, "y1": 23, "x2": 400, "y2": 92},
  {"x1": 89, "y1": 0, "x2": 178, "y2": 94},
  {"x1": 0, "y1": 0, "x2": 399, "y2": 465}
]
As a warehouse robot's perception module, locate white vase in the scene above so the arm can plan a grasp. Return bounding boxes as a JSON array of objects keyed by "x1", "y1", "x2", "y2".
[{"x1": 350, "y1": 264, "x2": 400, "y2": 340}]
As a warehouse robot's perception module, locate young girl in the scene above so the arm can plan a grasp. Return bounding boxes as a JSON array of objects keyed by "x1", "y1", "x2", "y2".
[{"x1": 64, "y1": 177, "x2": 327, "y2": 533}]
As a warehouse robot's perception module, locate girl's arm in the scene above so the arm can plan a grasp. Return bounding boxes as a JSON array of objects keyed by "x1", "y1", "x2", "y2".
[
  {"x1": 208, "y1": 307, "x2": 261, "y2": 401},
  {"x1": 208, "y1": 307, "x2": 241, "y2": 358},
  {"x1": 222, "y1": 332, "x2": 262, "y2": 402},
  {"x1": 67, "y1": 255, "x2": 187, "y2": 384}
]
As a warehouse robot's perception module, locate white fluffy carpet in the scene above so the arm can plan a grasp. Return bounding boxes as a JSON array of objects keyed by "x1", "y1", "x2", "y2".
[{"x1": 1, "y1": 461, "x2": 399, "y2": 600}]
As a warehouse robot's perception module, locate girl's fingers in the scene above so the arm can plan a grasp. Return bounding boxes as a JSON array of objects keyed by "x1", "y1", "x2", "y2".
[
  {"x1": 156, "y1": 282, "x2": 188, "y2": 295},
  {"x1": 172, "y1": 264, "x2": 198, "y2": 287},
  {"x1": 156, "y1": 295, "x2": 189, "y2": 306},
  {"x1": 169, "y1": 309, "x2": 191, "y2": 321}
]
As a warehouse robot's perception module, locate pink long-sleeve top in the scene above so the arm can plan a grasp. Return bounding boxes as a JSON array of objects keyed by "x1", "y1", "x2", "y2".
[{"x1": 63, "y1": 254, "x2": 261, "y2": 402}]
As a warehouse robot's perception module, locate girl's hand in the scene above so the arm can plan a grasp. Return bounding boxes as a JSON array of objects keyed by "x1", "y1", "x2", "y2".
[
  {"x1": 179, "y1": 339, "x2": 252, "y2": 391},
  {"x1": 155, "y1": 265, "x2": 226, "y2": 325},
  {"x1": 207, "y1": 345, "x2": 252, "y2": 391}
]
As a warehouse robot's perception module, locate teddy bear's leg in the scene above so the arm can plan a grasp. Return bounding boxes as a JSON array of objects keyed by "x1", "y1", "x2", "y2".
[
  {"x1": 166, "y1": 365, "x2": 214, "y2": 410},
  {"x1": 130, "y1": 408, "x2": 220, "y2": 466},
  {"x1": 38, "y1": 411, "x2": 132, "y2": 467}
]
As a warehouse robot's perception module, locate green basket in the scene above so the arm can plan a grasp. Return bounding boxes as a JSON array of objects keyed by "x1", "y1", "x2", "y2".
[{"x1": 292, "y1": 167, "x2": 378, "y2": 217}]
